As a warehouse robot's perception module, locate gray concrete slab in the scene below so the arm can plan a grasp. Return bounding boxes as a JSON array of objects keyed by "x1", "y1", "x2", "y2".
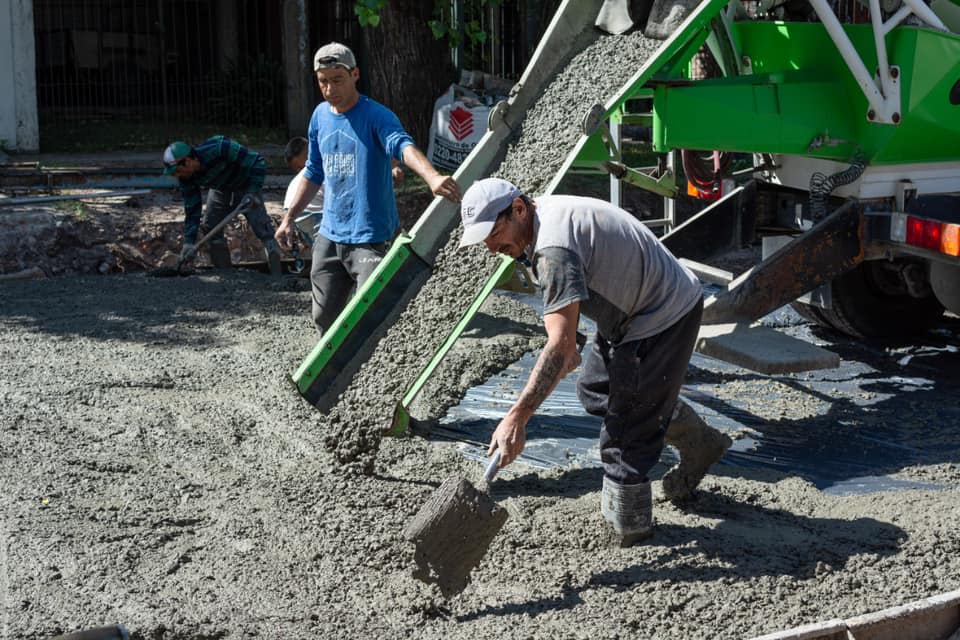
[{"x1": 697, "y1": 322, "x2": 841, "y2": 374}]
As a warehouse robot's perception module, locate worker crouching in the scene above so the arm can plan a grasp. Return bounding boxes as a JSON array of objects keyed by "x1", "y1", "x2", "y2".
[{"x1": 458, "y1": 177, "x2": 731, "y2": 546}]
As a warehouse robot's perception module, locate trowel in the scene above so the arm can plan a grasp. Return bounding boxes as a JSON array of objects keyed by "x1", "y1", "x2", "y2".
[{"x1": 403, "y1": 451, "x2": 507, "y2": 597}]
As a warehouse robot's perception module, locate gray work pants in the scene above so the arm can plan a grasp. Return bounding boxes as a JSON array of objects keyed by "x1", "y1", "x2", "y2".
[
  {"x1": 577, "y1": 298, "x2": 703, "y2": 485},
  {"x1": 310, "y1": 234, "x2": 388, "y2": 336},
  {"x1": 203, "y1": 189, "x2": 275, "y2": 248}
]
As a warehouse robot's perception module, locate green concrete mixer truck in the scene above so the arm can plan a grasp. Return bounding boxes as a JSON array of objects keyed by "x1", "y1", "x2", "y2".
[{"x1": 290, "y1": 0, "x2": 960, "y2": 424}]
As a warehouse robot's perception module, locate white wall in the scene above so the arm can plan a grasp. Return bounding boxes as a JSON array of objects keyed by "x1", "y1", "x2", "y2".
[{"x1": 0, "y1": 0, "x2": 38, "y2": 152}]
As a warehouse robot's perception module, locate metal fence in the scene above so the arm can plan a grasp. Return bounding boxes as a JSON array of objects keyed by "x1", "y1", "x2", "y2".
[
  {"x1": 33, "y1": 0, "x2": 286, "y2": 143},
  {"x1": 31, "y1": 0, "x2": 552, "y2": 150},
  {"x1": 451, "y1": 0, "x2": 561, "y2": 80}
]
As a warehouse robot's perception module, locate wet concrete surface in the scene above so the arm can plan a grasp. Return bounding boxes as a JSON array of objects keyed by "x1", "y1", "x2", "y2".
[
  {"x1": 3, "y1": 20, "x2": 960, "y2": 640},
  {"x1": 2, "y1": 273, "x2": 960, "y2": 639}
]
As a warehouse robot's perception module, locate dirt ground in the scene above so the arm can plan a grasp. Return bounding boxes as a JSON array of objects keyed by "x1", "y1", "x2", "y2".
[{"x1": 0, "y1": 186, "x2": 433, "y2": 279}]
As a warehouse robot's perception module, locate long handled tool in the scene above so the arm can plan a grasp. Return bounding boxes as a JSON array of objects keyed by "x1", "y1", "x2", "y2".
[{"x1": 147, "y1": 197, "x2": 246, "y2": 278}]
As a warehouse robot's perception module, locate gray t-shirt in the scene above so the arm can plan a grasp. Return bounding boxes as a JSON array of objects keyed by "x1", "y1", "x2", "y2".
[{"x1": 528, "y1": 195, "x2": 701, "y2": 344}]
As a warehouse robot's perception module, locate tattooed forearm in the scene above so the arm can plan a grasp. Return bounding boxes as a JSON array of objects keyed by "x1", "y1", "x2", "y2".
[{"x1": 516, "y1": 342, "x2": 567, "y2": 413}]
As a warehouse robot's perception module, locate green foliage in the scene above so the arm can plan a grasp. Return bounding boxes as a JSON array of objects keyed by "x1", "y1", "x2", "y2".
[
  {"x1": 355, "y1": 0, "x2": 388, "y2": 27},
  {"x1": 55, "y1": 199, "x2": 88, "y2": 221},
  {"x1": 358, "y1": 0, "x2": 502, "y2": 50}
]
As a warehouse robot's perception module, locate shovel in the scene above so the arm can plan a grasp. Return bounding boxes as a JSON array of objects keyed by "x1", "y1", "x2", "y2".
[
  {"x1": 403, "y1": 450, "x2": 507, "y2": 597},
  {"x1": 147, "y1": 200, "x2": 245, "y2": 277}
]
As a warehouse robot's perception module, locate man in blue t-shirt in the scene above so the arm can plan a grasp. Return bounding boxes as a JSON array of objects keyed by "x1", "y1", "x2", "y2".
[{"x1": 275, "y1": 42, "x2": 461, "y2": 336}]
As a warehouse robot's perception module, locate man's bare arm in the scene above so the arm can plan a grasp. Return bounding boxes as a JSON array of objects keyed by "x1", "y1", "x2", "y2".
[
  {"x1": 275, "y1": 175, "x2": 321, "y2": 250},
  {"x1": 401, "y1": 145, "x2": 461, "y2": 203},
  {"x1": 488, "y1": 302, "x2": 581, "y2": 465},
  {"x1": 514, "y1": 302, "x2": 581, "y2": 416}
]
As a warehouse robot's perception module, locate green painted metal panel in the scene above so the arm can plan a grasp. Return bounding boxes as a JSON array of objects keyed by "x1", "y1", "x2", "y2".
[
  {"x1": 572, "y1": 128, "x2": 615, "y2": 167},
  {"x1": 293, "y1": 236, "x2": 414, "y2": 395},
  {"x1": 642, "y1": 21, "x2": 960, "y2": 165},
  {"x1": 883, "y1": 27, "x2": 960, "y2": 163},
  {"x1": 737, "y1": 22, "x2": 960, "y2": 164},
  {"x1": 654, "y1": 73, "x2": 859, "y2": 158}
]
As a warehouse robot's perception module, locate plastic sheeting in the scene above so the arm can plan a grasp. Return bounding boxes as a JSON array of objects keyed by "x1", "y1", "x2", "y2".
[{"x1": 438, "y1": 293, "x2": 960, "y2": 495}]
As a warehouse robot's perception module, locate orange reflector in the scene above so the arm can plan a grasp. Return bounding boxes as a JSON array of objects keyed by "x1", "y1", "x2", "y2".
[{"x1": 942, "y1": 223, "x2": 960, "y2": 257}]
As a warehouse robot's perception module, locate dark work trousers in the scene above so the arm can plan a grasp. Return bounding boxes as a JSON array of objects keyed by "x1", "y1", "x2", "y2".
[
  {"x1": 310, "y1": 234, "x2": 389, "y2": 336},
  {"x1": 202, "y1": 189, "x2": 275, "y2": 248},
  {"x1": 577, "y1": 298, "x2": 703, "y2": 485}
]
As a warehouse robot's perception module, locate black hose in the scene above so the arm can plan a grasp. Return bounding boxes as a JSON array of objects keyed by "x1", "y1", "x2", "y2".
[
  {"x1": 682, "y1": 149, "x2": 733, "y2": 195},
  {"x1": 809, "y1": 149, "x2": 866, "y2": 220}
]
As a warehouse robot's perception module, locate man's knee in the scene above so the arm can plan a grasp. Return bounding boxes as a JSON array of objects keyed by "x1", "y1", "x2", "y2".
[{"x1": 240, "y1": 198, "x2": 275, "y2": 241}]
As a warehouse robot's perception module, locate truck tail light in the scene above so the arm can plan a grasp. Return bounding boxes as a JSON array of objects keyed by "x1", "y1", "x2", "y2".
[{"x1": 904, "y1": 216, "x2": 960, "y2": 257}]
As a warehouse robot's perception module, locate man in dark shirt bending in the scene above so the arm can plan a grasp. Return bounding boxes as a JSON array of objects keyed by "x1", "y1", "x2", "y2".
[{"x1": 163, "y1": 136, "x2": 282, "y2": 275}]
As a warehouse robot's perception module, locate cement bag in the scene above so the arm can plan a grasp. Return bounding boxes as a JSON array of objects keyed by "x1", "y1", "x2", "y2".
[{"x1": 426, "y1": 84, "x2": 491, "y2": 172}]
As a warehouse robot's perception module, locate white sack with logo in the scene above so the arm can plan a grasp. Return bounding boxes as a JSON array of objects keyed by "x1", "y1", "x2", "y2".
[{"x1": 426, "y1": 84, "x2": 491, "y2": 172}]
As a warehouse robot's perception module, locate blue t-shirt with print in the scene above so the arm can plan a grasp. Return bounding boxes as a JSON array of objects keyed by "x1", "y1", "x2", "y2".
[{"x1": 303, "y1": 95, "x2": 414, "y2": 244}]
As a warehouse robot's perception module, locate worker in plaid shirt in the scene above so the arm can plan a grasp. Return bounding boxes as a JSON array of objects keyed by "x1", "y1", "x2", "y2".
[{"x1": 163, "y1": 136, "x2": 282, "y2": 275}]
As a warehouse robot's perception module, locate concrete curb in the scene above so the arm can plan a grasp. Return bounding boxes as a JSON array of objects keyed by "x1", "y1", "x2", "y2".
[{"x1": 749, "y1": 589, "x2": 960, "y2": 640}]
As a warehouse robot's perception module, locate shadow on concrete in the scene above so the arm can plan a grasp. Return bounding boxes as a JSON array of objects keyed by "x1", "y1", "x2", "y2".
[
  {"x1": 457, "y1": 490, "x2": 905, "y2": 622},
  {"x1": 0, "y1": 270, "x2": 309, "y2": 349}
]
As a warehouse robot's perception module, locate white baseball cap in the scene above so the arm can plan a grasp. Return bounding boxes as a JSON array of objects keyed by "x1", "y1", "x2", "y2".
[
  {"x1": 314, "y1": 42, "x2": 357, "y2": 71},
  {"x1": 459, "y1": 178, "x2": 522, "y2": 248}
]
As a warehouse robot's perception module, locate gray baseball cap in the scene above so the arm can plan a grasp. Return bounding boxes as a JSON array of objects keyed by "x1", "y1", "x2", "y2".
[
  {"x1": 459, "y1": 178, "x2": 522, "y2": 248},
  {"x1": 313, "y1": 43, "x2": 356, "y2": 71}
]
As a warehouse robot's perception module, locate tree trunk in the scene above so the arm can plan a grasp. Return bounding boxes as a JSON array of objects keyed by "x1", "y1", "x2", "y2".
[{"x1": 360, "y1": 0, "x2": 455, "y2": 149}]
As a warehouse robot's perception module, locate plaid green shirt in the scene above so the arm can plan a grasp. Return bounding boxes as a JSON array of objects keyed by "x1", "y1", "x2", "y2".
[{"x1": 178, "y1": 136, "x2": 266, "y2": 243}]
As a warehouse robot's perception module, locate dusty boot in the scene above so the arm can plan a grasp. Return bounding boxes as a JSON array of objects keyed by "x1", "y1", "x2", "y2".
[
  {"x1": 661, "y1": 400, "x2": 732, "y2": 502},
  {"x1": 263, "y1": 239, "x2": 283, "y2": 277},
  {"x1": 208, "y1": 242, "x2": 232, "y2": 269},
  {"x1": 601, "y1": 476, "x2": 653, "y2": 547}
]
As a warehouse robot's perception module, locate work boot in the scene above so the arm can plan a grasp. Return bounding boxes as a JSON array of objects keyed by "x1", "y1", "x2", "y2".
[
  {"x1": 601, "y1": 476, "x2": 653, "y2": 547},
  {"x1": 263, "y1": 239, "x2": 283, "y2": 277},
  {"x1": 661, "y1": 399, "x2": 732, "y2": 502},
  {"x1": 208, "y1": 242, "x2": 232, "y2": 269}
]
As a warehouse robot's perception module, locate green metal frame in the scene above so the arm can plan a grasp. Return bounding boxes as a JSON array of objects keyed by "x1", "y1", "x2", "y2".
[
  {"x1": 292, "y1": 235, "x2": 422, "y2": 398},
  {"x1": 656, "y1": 23, "x2": 960, "y2": 164},
  {"x1": 388, "y1": 255, "x2": 518, "y2": 436},
  {"x1": 574, "y1": 17, "x2": 960, "y2": 176}
]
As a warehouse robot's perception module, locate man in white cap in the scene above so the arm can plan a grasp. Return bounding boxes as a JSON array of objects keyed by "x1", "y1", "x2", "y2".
[
  {"x1": 459, "y1": 178, "x2": 731, "y2": 546},
  {"x1": 275, "y1": 42, "x2": 461, "y2": 337}
]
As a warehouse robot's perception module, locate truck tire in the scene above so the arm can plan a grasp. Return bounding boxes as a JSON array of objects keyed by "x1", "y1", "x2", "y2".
[
  {"x1": 792, "y1": 261, "x2": 944, "y2": 339},
  {"x1": 790, "y1": 300, "x2": 831, "y2": 326}
]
